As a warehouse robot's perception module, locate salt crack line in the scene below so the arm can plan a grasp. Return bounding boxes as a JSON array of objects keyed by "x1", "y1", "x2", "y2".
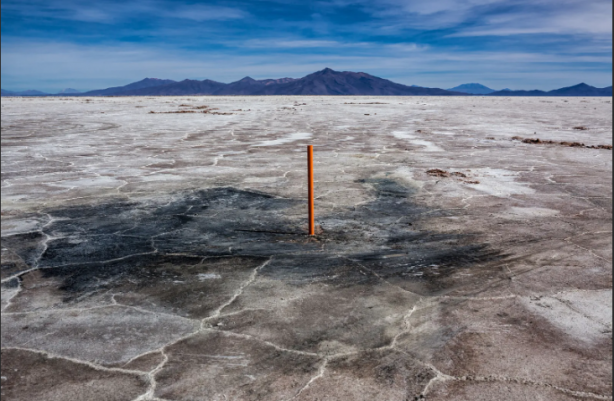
[
  {"x1": 417, "y1": 362, "x2": 613, "y2": 400},
  {"x1": 286, "y1": 359, "x2": 329, "y2": 401},
  {"x1": 0, "y1": 250, "x2": 159, "y2": 284},
  {"x1": 564, "y1": 240, "x2": 611, "y2": 263},
  {"x1": 1, "y1": 277, "x2": 22, "y2": 312},
  {"x1": 1, "y1": 267, "x2": 40, "y2": 284},
  {"x1": 121, "y1": 350, "x2": 164, "y2": 370},
  {"x1": 202, "y1": 257, "x2": 272, "y2": 325},
  {"x1": 133, "y1": 350, "x2": 170, "y2": 401},
  {"x1": 40, "y1": 250, "x2": 159, "y2": 269},
  {"x1": 420, "y1": 362, "x2": 456, "y2": 396},
  {"x1": 438, "y1": 294, "x2": 517, "y2": 302},
  {"x1": 342, "y1": 256, "x2": 422, "y2": 298},
  {"x1": 213, "y1": 307, "x2": 269, "y2": 320},
  {"x1": 212, "y1": 154, "x2": 224, "y2": 167},
  {"x1": 1, "y1": 346, "x2": 145, "y2": 377},
  {"x1": 209, "y1": 329, "x2": 319, "y2": 358},
  {"x1": 453, "y1": 374, "x2": 612, "y2": 400},
  {"x1": 388, "y1": 306, "x2": 418, "y2": 350},
  {"x1": 126, "y1": 326, "x2": 205, "y2": 400},
  {"x1": 2, "y1": 300, "x2": 200, "y2": 332}
]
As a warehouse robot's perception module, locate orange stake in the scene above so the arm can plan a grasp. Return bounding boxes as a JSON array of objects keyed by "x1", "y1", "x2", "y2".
[{"x1": 307, "y1": 145, "x2": 315, "y2": 235}]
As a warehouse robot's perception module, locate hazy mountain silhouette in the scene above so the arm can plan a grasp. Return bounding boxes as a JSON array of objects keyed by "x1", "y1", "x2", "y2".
[
  {"x1": 119, "y1": 79, "x2": 226, "y2": 96},
  {"x1": 489, "y1": 83, "x2": 612, "y2": 97},
  {"x1": 3, "y1": 72, "x2": 612, "y2": 97},
  {"x1": 213, "y1": 77, "x2": 268, "y2": 95},
  {"x1": 58, "y1": 88, "x2": 82, "y2": 94},
  {"x1": 448, "y1": 83, "x2": 495, "y2": 95},
  {"x1": 81, "y1": 78, "x2": 177, "y2": 96},
  {"x1": 248, "y1": 68, "x2": 459, "y2": 96},
  {"x1": 66, "y1": 68, "x2": 460, "y2": 96},
  {"x1": 2, "y1": 88, "x2": 81, "y2": 96},
  {"x1": 1, "y1": 89, "x2": 49, "y2": 96},
  {"x1": 83, "y1": 68, "x2": 459, "y2": 96},
  {"x1": 549, "y1": 83, "x2": 612, "y2": 96},
  {"x1": 211, "y1": 76, "x2": 298, "y2": 94}
]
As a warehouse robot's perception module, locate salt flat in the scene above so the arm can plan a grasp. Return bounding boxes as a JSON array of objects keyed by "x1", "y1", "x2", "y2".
[{"x1": 1, "y1": 96, "x2": 612, "y2": 401}]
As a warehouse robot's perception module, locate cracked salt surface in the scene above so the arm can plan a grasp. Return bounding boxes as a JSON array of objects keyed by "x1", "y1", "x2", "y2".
[
  {"x1": 495, "y1": 206, "x2": 560, "y2": 220},
  {"x1": 252, "y1": 132, "x2": 312, "y2": 147},
  {"x1": 523, "y1": 290, "x2": 613, "y2": 344},
  {"x1": 1, "y1": 96, "x2": 612, "y2": 401},
  {"x1": 392, "y1": 131, "x2": 445, "y2": 152}
]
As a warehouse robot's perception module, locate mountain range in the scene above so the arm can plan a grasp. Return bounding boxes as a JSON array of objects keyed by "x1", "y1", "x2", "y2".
[
  {"x1": 1, "y1": 89, "x2": 49, "y2": 96},
  {"x1": 1, "y1": 88, "x2": 82, "y2": 96},
  {"x1": 488, "y1": 83, "x2": 612, "y2": 97},
  {"x1": 75, "y1": 69, "x2": 461, "y2": 96},
  {"x1": 447, "y1": 83, "x2": 496, "y2": 95},
  {"x1": 2, "y1": 68, "x2": 612, "y2": 97}
]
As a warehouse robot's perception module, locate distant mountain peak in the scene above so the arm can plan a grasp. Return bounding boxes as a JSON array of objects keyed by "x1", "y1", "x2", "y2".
[
  {"x1": 79, "y1": 78, "x2": 177, "y2": 96},
  {"x1": 261, "y1": 77, "x2": 297, "y2": 86},
  {"x1": 58, "y1": 88, "x2": 81, "y2": 94},
  {"x1": 489, "y1": 82, "x2": 611, "y2": 97},
  {"x1": 318, "y1": 67, "x2": 336, "y2": 74},
  {"x1": 448, "y1": 83, "x2": 495, "y2": 95}
]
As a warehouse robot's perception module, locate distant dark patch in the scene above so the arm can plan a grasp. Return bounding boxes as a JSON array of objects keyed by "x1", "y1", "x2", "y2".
[
  {"x1": 358, "y1": 178, "x2": 416, "y2": 198},
  {"x1": 426, "y1": 169, "x2": 450, "y2": 178},
  {"x1": 511, "y1": 136, "x2": 612, "y2": 150}
]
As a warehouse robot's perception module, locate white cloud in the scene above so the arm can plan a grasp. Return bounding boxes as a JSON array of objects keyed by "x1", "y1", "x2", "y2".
[
  {"x1": 167, "y1": 4, "x2": 247, "y2": 21},
  {"x1": 242, "y1": 40, "x2": 348, "y2": 48},
  {"x1": 0, "y1": 0, "x2": 248, "y2": 23},
  {"x1": 2, "y1": 39, "x2": 611, "y2": 93},
  {"x1": 239, "y1": 39, "x2": 426, "y2": 51},
  {"x1": 449, "y1": 0, "x2": 612, "y2": 37}
]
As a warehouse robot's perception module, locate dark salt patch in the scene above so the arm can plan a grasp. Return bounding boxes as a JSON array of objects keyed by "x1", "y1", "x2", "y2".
[{"x1": 7, "y1": 182, "x2": 503, "y2": 306}]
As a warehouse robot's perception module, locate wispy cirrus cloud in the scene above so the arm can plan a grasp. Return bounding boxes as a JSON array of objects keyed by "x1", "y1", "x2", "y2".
[
  {"x1": 165, "y1": 4, "x2": 248, "y2": 21},
  {"x1": 1, "y1": 0, "x2": 611, "y2": 91},
  {"x1": 239, "y1": 39, "x2": 427, "y2": 51},
  {"x1": 1, "y1": 0, "x2": 115, "y2": 23},
  {"x1": 0, "y1": 0, "x2": 248, "y2": 23},
  {"x1": 242, "y1": 39, "x2": 351, "y2": 49},
  {"x1": 448, "y1": 0, "x2": 612, "y2": 37}
]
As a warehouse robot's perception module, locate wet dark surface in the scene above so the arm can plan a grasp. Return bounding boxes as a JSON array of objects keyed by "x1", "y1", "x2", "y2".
[
  {"x1": 1, "y1": 232, "x2": 45, "y2": 279},
  {"x1": 5, "y1": 181, "x2": 503, "y2": 306}
]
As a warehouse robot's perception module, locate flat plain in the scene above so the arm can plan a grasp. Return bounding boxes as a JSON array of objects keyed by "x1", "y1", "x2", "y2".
[{"x1": 1, "y1": 96, "x2": 612, "y2": 401}]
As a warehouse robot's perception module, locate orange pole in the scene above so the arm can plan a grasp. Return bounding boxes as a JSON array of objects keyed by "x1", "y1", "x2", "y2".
[{"x1": 307, "y1": 145, "x2": 315, "y2": 235}]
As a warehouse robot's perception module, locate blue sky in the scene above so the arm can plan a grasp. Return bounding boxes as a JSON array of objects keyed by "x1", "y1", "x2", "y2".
[{"x1": 1, "y1": 0, "x2": 612, "y2": 92}]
